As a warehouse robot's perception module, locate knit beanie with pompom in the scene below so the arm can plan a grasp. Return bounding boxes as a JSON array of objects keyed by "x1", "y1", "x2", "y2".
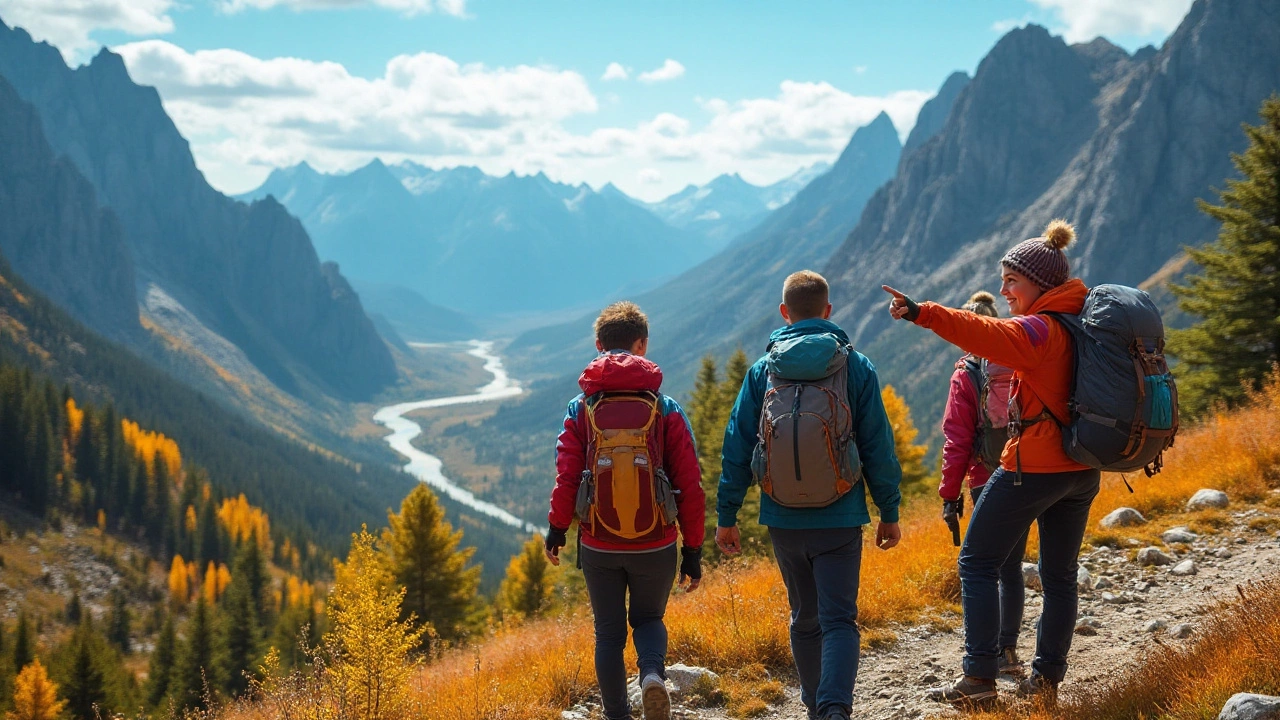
[
  {"x1": 964, "y1": 291, "x2": 999, "y2": 318},
  {"x1": 999, "y1": 219, "x2": 1075, "y2": 291}
]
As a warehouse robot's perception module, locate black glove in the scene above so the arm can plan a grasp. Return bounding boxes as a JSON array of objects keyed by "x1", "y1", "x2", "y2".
[
  {"x1": 679, "y1": 545, "x2": 702, "y2": 582},
  {"x1": 942, "y1": 497, "x2": 964, "y2": 547},
  {"x1": 899, "y1": 294, "x2": 922, "y2": 322},
  {"x1": 545, "y1": 526, "x2": 568, "y2": 559}
]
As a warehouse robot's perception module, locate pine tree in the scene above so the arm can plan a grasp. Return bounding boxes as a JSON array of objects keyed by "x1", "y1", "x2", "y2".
[
  {"x1": 172, "y1": 597, "x2": 216, "y2": 710},
  {"x1": 881, "y1": 385, "x2": 931, "y2": 496},
  {"x1": 64, "y1": 593, "x2": 82, "y2": 625},
  {"x1": 145, "y1": 614, "x2": 175, "y2": 708},
  {"x1": 496, "y1": 535, "x2": 558, "y2": 622},
  {"x1": 1169, "y1": 95, "x2": 1280, "y2": 417},
  {"x1": 327, "y1": 526, "x2": 423, "y2": 720},
  {"x1": 197, "y1": 499, "x2": 221, "y2": 567},
  {"x1": 219, "y1": 539, "x2": 267, "y2": 697},
  {"x1": 381, "y1": 485, "x2": 480, "y2": 647},
  {"x1": 61, "y1": 624, "x2": 106, "y2": 720},
  {"x1": 12, "y1": 612, "x2": 32, "y2": 672},
  {"x1": 7, "y1": 658, "x2": 65, "y2": 720},
  {"x1": 106, "y1": 590, "x2": 130, "y2": 653}
]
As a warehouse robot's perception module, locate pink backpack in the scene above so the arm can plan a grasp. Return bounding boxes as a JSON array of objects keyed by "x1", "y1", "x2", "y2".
[{"x1": 963, "y1": 357, "x2": 1013, "y2": 472}]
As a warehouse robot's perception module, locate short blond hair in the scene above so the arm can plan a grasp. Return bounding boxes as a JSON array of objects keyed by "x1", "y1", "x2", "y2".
[
  {"x1": 782, "y1": 270, "x2": 829, "y2": 320},
  {"x1": 594, "y1": 301, "x2": 648, "y2": 351}
]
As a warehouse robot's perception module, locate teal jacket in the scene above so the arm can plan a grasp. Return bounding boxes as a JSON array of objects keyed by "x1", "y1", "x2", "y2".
[{"x1": 717, "y1": 319, "x2": 903, "y2": 529}]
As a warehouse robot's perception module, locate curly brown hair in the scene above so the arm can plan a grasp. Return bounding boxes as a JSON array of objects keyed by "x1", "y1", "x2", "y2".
[{"x1": 594, "y1": 301, "x2": 649, "y2": 351}]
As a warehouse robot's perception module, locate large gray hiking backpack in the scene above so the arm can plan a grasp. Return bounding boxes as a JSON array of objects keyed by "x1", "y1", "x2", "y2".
[
  {"x1": 1043, "y1": 284, "x2": 1178, "y2": 476},
  {"x1": 750, "y1": 335, "x2": 862, "y2": 508}
]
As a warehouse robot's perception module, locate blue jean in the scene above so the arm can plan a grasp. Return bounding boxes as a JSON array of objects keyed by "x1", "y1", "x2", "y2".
[
  {"x1": 580, "y1": 545, "x2": 678, "y2": 720},
  {"x1": 768, "y1": 526, "x2": 862, "y2": 716},
  {"x1": 970, "y1": 484, "x2": 1028, "y2": 650},
  {"x1": 960, "y1": 468, "x2": 1100, "y2": 682}
]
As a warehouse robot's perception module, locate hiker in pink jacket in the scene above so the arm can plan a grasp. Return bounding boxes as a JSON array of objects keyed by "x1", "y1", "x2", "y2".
[{"x1": 938, "y1": 291, "x2": 1026, "y2": 677}]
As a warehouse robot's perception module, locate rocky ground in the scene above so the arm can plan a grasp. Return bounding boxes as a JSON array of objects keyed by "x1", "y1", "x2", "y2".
[{"x1": 561, "y1": 498, "x2": 1280, "y2": 720}]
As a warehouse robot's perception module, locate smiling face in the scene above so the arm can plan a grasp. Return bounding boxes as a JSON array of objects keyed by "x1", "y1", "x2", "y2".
[{"x1": 1000, "y1": 267, "x2": 1044, "y2": 316}]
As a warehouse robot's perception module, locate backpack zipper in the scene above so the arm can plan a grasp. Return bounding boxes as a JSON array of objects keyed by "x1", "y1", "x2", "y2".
[{"x1": 792, "y1": 385, "x2": 803, "y2": 485}]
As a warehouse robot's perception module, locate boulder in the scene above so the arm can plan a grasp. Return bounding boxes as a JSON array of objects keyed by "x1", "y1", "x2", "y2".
[
  {"x1": 1187, "y1": 489, "x2": 1229, "y2": 511},
  {"x1": 1022, "y1": 562, "x2": 1042, "y2": 590},
  {"x1": 1137, "y1": 547, "x2": 1174, "y2": 566},
  {"x1": 665, "y1": 664, "x2": 719, "y2": 695},
  {"x1": 1169, "y1": 623, "x2": 1195, "y2": 639},
  {"x1": 1218, "y1": 693, "x2": 1280, "y2": 720},
  {"x1": 1143, "y1": 619, "x2": 1167, "y2": 633},
  {"x1": 1077, "y1": 566, "x2": 1093, "y2": 591},
  {"x1": 1171, "y1": 559, "x2": 1197, "y2": 576},
  {"x1": 1100, "y1": 507, "x2": 1147, "y2": 529},
  {"x1": 1161, "y1": 526, "x2": 1198, "y2": 544}
]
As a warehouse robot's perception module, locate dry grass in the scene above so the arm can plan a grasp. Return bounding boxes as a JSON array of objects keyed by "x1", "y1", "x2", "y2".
[{"x1": 224, "y1": 375, "x2": 1280, "y2": 720}]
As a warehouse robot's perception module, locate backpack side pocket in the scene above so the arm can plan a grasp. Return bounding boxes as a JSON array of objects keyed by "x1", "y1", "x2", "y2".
[{"x1": 575, "y1": 469, "x2": 595, "y2": 523}]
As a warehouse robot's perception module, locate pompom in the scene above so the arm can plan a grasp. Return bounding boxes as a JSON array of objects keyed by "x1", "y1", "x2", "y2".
[
  {"x1": 1043, "y1": 219, "x2": 1075, "y2": 250},
  {"x1": 968, "y1": 291, "x2": 997, "y2": 305}
]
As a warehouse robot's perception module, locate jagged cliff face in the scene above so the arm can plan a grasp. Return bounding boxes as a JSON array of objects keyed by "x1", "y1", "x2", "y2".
[
  {"x1": 824, "y1": 0, "x2": 1280, "y2": 440},
  {"x1": 0, "y1": 76, "x2": 138, "y2": 339},
  {"x1": 0, "y1": 22, "x2": 396, "y2": 400}
]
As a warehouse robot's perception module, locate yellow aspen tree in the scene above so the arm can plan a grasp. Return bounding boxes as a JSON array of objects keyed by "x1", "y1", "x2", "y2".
[
  {"x1": 496, "y1": 534, "x2": 559, "y2": 623},
  {"x1": 7, "y1": 659, "x2": 66, "y2": 720},
  {"x1": 216, "y1": 563, "x2": 231, "y2": 598},
  {"x1": 326, "y1": 526, "x2": 424, "y2": 720},
  {"x1": 881, "y1": 384, "x2": 932, "y2": 496},
  {"x1": 169, "y1": 555, "x2": 190, "y2": 605}
]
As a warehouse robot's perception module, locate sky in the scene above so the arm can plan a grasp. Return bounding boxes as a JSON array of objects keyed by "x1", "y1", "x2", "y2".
[{"x1": 0, "y1": 0, "x2": 1194, "y2": 201}]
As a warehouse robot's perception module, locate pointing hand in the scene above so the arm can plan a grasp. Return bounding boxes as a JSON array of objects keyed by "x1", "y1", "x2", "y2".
[{"x1": 882, "y1": 285, "x2": 921, "y2": 322}]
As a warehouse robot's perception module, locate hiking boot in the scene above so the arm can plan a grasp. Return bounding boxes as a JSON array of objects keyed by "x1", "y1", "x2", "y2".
[
  {"x1": 998, "y1": 646, "x2": 1025, "y2": 676},
  {"x1": 926, "y1": 675, "x2": 997, "y2": 705},
  {"x1": 1014, "y1": 673, "x2": 1059, "y2": 702},
  {"x1": 640, "y1": 673, "x2": 670, "y2": 720},
  {"x1": 819, "y1": 706, "x2": 851, "y2": 720}
]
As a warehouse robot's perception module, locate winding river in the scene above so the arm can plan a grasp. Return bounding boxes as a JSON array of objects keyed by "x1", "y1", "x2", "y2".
[{"x1": 373, "y1": 340, "x2": 539, "y2": 535}]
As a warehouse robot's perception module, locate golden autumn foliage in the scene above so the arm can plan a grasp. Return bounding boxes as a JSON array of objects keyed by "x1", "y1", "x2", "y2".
[
  {"x1": 203, "y1": 561, "x2": 231, "y2": 604},
  {"x1": 326, "y1": 526, "x2": 425, "y2": 720},
  {"x1": 881, "y1": 384, "x2": 932, "y2": 496},
  {"x1": 7, "y1": 659, "x2": 66, "y2": 720},
  {"x1": 283, "y1": 575, "x2": 314, "y2": 611},
  {"x1": 64, "y1": 398, "x2": 84, "y2": 446},
  {"x1": 120, "y1": 418, "x2": 181, "y2": 480},
  {"x1": 218, "y1": 494, "x2": 273, "y2": 554},
  {"x1": 496, "y1": 535, "x2": 559, "y2": 623},
  {"x1": 169, "y1": 555, "x2": 190, "y2": 605}
]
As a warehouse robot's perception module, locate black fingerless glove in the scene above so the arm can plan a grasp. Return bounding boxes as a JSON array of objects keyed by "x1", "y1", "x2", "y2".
[
  {"x1": 545, "y1": 526, "x2": 568, "y2": 557},
  {"x1": 679, "y1": 545, "x2": 702, "y2": 581},
  {"x1": 941, "y1": 496, "x2": 964, "y2": 521},
  {"x1": 901, "y1": 295, "x2": 922, "y2": 322}
]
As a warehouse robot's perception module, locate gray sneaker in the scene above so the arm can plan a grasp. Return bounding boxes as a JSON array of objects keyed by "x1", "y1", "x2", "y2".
[
  {"x1": 640, "y1": 673, "x2": 670, "y2": 720},
  {"x1": 926, "y1": 675, "x2": 998, "y2": 705}
]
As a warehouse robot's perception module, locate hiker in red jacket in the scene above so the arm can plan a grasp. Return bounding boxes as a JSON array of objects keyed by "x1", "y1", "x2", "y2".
[
  {"x1": 545, "y1": 301, "x2": 706, "y2": 720},
  {"x1": 938, "y1": 291, "x2": 1024, "y2": 676}
]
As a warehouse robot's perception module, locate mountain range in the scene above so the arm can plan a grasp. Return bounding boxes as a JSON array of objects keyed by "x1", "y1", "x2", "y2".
[{"x1": 0, "y1": 20, "x2": 396, "y2": 403}]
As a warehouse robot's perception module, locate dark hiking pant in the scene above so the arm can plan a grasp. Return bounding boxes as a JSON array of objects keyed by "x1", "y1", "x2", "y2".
[
  {"x1": 970, "y1": 484, "x2": 1029, "y2": 650},
  {"x1": 960, "y1": 467, "x2": 1100, "y2": 682},
  {"x1": 581, "y1": 544, "x2": 678, "y2": 720},
  {"x1": 768, "y1": 526, "x2": 863, "y2": 717}
]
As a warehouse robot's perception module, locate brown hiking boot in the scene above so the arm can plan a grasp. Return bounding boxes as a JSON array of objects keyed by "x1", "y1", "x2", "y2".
[
  {"x1": 926, "y1": 675, "x2": 997, "y2": 705},
  {"x1": 640, "y1": 673, "x2": 670, "y2": 720},
  {"x1": 998, "y1": 646, "x2": 1025, "y2": 676}
]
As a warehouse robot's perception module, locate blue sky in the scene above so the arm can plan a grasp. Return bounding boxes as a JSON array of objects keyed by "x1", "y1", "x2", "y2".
[{"x1": 0, "y1": 0, "x2": 1193, "y2": 200}]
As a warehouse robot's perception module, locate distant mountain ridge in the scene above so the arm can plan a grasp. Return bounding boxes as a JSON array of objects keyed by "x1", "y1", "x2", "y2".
[
  {"x1": 0, "y1": 19, "x2": 395, "y2": 401},
  {"x1": 240, "y1": 160, "x2": 714, "y2": 318},
  {"x1": 639, "y1": 163, "x2": 832, "y2": 250}
]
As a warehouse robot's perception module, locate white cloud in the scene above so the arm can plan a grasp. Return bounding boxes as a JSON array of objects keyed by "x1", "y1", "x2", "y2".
[
  {"x1": 0, "y1": 0, "x2": 174, "y2": 59},
  {"x1": 217, "y1": 0, "x2": 468, "y2": 17},
  {"x1": 601, "y1": 62, "x2": 628, "y2": 81},
  {"x1": 1028, "y1": 0, "x2": 1194, "y2": 42},
  {"x1": 991, "y1": 16, "x2": 1030, "y2": 33},
  {"x1": 114, "y1": 42, "x2": 930, "y2": 201},
  {"x1": 637, "y1": 58, "x2": 685, "y2": 84},
  {"x1": 854, "y1": 65, "x2": 867, "y2": 75}
]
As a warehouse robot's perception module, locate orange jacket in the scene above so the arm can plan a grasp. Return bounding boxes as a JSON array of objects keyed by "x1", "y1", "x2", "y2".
[{"x1": 913, "y1": 279, "x2": 1090, "y2": 474}]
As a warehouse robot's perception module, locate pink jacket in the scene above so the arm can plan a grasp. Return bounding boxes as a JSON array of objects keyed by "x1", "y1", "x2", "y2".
[{"x1": 938, "y1": 355, "x2": 1012, "y2": 501}]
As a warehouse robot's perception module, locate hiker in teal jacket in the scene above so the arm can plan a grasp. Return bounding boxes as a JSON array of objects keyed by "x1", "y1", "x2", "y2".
[{"x1": 717, "y1": 271, "x2": 903, "y2": 720}]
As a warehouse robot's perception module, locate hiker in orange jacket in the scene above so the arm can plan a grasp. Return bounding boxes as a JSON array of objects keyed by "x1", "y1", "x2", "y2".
[{"x1": 883, "y1": 220, "x2": 1101, "y2": 704}]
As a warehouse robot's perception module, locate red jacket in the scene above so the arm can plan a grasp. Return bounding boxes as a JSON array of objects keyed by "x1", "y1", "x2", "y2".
[
  {"x1": 915, "y1": 279, "x2": 1091, "y2": 474},
  {"x1": 939, "y1": 355, "x2": 1013, "y2": 500},
  {"x1": 548, "y1": 352, "x2": 706, "y2": 552}
]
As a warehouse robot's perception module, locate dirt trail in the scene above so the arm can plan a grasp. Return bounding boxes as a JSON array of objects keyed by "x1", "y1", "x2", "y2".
[{"x1": 675, "y1": 507, "x2": 1280, "y2": 720}]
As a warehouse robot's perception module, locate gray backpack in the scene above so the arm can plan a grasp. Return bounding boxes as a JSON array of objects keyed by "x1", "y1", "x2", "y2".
[
  {"x1": 750, "y1": 335, "x2": 862, "y2": 508},
  {"x1": 1043, "y1": 284, "x2": 1178, "y2": 476}
]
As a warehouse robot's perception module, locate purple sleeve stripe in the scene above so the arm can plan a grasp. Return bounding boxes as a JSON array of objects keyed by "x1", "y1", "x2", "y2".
[{"x1": 1013, "y1": 316, "x2": 1050, "y2": 347}]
